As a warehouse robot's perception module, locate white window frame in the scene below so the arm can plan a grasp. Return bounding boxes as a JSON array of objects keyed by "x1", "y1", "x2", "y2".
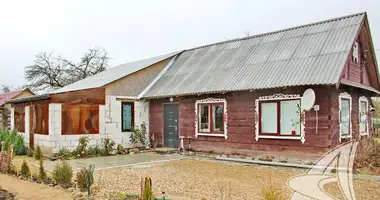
[
  {"x1": 359, "y1": 96, "x2": 369, "y2": 136},
  {"x1": 339, "y1": 92, "x2": 352, "y2": 140},
  {"x1": 195, "y1": 98, "x2": 228, "y2": 139},
  {"x1": 255, "y1": 93, "x2": 306, "y2": 144}
]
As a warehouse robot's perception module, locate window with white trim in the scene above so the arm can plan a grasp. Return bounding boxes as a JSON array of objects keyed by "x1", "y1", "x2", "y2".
[
  {"x1": 339, "y1": 92, "x2": 352, "y2": 138},
  {"x1": 195, "y1": 98, "x2": 227, "y2": 139},
  {"x1": 259, "y1": 99, "x2": 301, "y2": 136},
  {"x1": 359, "y1": 97, "x2": 368, "y2": 135}
]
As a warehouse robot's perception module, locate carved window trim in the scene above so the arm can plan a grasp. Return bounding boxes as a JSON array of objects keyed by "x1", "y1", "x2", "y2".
[
  {"x1": 339, "y1": 92, "x2": 352, "y2": 140},
  {"x1": 195, "y1": 98, "x2": 227, "y2": 139},
  {"x1": 254, "y1": 93, "x2": 306, "y2": 144},
  {"x1": 359, "y1": 96, "x2": 369, "y2": 136}
]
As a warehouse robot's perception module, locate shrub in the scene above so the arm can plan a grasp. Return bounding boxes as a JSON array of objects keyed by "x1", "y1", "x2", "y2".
[
  {"x1": 76, "y1": 167, "x2": 88, "y2": 191},
  {"x1": 74, "y1": 136, "x2": 89, "y2": 157},
  {"x1": 34, "y1": 145, "x2": 43, "y2": 160},
  {"x1": 0, "y1": 130, "x2": 27, "y2": 155},
  {"x1": 27, "y1": 147, "x2": 34, "y2": 157},
  {"x1": 260, "y1": 174, "x2": 286, "y2": 200},
  {"x1": 56, "y1": 147, "x2": 72, "y2": 160},
  {"x1": 38, "y1": 158, "x2": 47, "y2": 181},
  {"x1": 52, "y1": 161, "x2": 73, "y2": 188},
  {"x1": 0, "y1": 152, "x2": 12, "y2": 174},
  {"x1": 130, "y1": 122, "x2": 147, "y2": 147},
  {"x1": 117, "y1": 144, "x2": 125, "y2": 154},
  {"x1": 88, "y1": 145, "x2": 101, "y2": 156},
  {"x1": 354, "y1": 138, "x2": 380, "y2": 172},
  {"x1": 100, "y1": 136, "x2": 115, "y2": 156},
  {"x1": 21, "y1": 160, "x2": 31, "y2": 179}
]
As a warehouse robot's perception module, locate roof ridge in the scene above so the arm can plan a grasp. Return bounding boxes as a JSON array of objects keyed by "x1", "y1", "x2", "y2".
[{"x1": 187, "y1": 12, "x2": 366, "y2": 51}]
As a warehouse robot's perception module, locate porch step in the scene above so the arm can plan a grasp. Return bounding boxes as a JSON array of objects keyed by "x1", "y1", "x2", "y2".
[{"x1": 154, "y1": 147, "x2": 177, "y2": 154}]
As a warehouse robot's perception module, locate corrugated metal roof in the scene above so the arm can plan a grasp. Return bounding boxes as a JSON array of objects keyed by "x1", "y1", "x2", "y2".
[
  {"x1": 143, "y1": 13, "x2": 365, "y2": 98},
  {"x1": 51, "y1": 51, "x2": 179, "y2": 94}
]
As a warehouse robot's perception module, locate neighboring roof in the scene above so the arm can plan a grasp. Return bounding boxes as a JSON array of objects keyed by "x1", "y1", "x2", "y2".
[
  {"x1": 6, "y1": 94, "x2": 50, "y2": 104},
  {"x1": 143, "y1": 13, "x2": 367, "y2": 98},
  {"x1": 0, "y1": 89, "x2": 34, "y2": 106},
  {"x1": 51, "y1": 51, "x2": 179, "y2": 94}
]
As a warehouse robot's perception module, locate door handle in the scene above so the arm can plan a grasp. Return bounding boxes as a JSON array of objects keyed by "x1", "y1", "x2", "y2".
[{"x1": 174, "y1": 126, "x2": 177, "y2": 131}]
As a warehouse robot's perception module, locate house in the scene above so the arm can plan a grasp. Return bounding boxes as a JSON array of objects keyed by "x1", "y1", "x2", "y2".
[
  {"x1": 7, "y1": 52, "x2": 179, "y2": 153},
  {"x1": 0, "y1": 89, "x2": 34, "y2": 130},
  {"x1": 141, "y1": 12, "x2": 380, "y2": 155}
]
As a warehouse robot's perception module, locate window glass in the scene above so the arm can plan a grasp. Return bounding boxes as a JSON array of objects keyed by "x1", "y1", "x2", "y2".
[
  {"x1": 261, "y1": 102, "x2": 277, "y2": 133},
  {"x1": 122, "y1": 103, "x2": 133, "y2": 131},
  {"x1": 360, "y1": 101, "x2": 367, "y2": 133},
  {"x1": 213, "y1": 105, "x2": 224, "y2": 132},
  {"x1": 341, "y1": 98, "x2": 350, "y2": 134},
  {"x1": 199, "y1": 104, "x2": 210, "y2": 132},
  {"x1": 280, "y1": 100, "x2": 301, "y2": 135}
]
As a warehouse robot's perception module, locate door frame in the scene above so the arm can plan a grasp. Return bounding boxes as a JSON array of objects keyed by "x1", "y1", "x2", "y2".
[
  {"x1": 29, "y1": 105, "x2": 35, "y2": 149},
  {"x1": 162, "y1": 103, "x2": 180, "y2": 148}
]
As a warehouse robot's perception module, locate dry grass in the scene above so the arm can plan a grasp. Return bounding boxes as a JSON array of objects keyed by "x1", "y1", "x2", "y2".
[
  {"x1": 93, "y1": 159, "x2": 380, "y2": 200},
  {"x1": 12, "y1": 156, "x2": 52, "y2": 177}
]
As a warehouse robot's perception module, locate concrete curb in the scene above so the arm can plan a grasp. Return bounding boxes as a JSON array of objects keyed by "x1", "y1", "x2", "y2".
[{"x1": 215, "y1": 156, "x2": 380, "y2": 181}]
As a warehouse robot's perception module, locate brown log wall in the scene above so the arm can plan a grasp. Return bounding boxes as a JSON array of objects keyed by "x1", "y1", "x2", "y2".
[{"x1": 150, "y1": 86, "x2": 373, "y2": 155}]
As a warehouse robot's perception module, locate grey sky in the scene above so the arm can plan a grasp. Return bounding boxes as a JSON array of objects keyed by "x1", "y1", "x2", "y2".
[{"x1": 0, "y1": 0, "x2": 379, "y2": 88}]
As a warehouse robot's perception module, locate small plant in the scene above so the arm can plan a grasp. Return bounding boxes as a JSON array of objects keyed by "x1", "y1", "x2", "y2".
[
  {"x1": 130, "y1": 122, "x2": 148, "y2": 147},
  {"x1": 20, "y1": 160, "x2": 31, "y2": 179},
  {"x1": 52, "y1": 161, "x2": 73, "y2": 188},
  {"x1": 76, "y1": 167, "x2": 88, "y2": 191},
  {"x1": 34, "y1": 145, "x2": 43, "y2": 160},
  {"x1": 88, "y1": 145, "x2": 101, "y2": 156},
  {"x1": 260, "y1": 174, "x2": 286, "y2": 200},
  {"x1": 0, "y1": 130, "x2": 27, "y2": 155},
  {"x1": 86, "y1": 164, "x2": 95, "y2": 199},
  {"x1": 27, "y1": 147, "x2": 34, "y2": 157},
  {"x1": 117, "y1": 144, "x2": 125, "y2": 154},
  {"x1": 38, "y1": 158, "x2": 47, "y2": 181},
  {"x1": 74, "y1": 136, "x2": 90, "y2": 158},
  {"x1": 0, "y1": 152, "x2": 12, "y2": 174},
  {"x1": 56, "y1": 147, "x2": 72, "y2": 160},
  {"x1": 100, "y1": 136, "x2": 115, "y2": 156},
  {"x1": 354, "y1": 138, "x2": 380, "y2": 173},
  {"x1": 142, "y1": 177, "x2": 155, "y2": 200}
]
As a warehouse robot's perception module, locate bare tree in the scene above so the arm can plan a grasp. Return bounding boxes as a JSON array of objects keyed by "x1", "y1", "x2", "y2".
[
  {"x1": 0, "y1": 84, "x2": 24, "y2": 93},
  {"x1": 25, "y1": 47, "x2": 109, "y2": 92},
  {"x1": 244, "y1": 30, "x2": 251, "y2": 37}
]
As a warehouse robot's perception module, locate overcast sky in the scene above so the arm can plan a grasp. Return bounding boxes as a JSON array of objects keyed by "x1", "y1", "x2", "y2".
[{"x1": 0, "y1": 0, "x2": 379, "y2": 88}]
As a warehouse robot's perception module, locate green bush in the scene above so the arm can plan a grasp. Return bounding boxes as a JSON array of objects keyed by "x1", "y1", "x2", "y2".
[
  {"x1": 0, "y1": 130, "x2": 27, "y2": 155},
  {"x1": 52, "y1": 161, "x2": 73, "y2": 188},
  {"x1": 117, "y1": 144, "x2": 125, "y2": 154},
  {"x1": 56, "y1": 147, "x2": 72, "y2": 160},
  {"x1": 38, "y1": 158, "x2": 47, "y2": 181},
  {"x1": 76, "y1": 167, "x2": 88, "y2": 191},
  {"x1": 34, "y1": 145, "x2": 43, "y2": 160},
  {"x1": 21, "y1": 160, "x2": 31, "y2": 179},
  {"x1": 88, "y1": 145, "x2": 101, "y2": 156},
  {"x1": 130, "y1": 122, "x2": 147, "y2": 147},
  {"x1": 74, "y1": 136, "x2": 89, "y2": 157},
  {"x1": 27, "y1": 147, "x2": 34, "y2": 157},
  {"x1": 100, "y1": 136, "x2": 115, "y2": 156}
]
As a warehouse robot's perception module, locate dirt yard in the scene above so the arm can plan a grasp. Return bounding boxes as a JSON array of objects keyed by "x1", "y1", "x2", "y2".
[
  {"x1": 94, "y1": 159, "x2": 380, "y2": 200},
  {"x1": 0, "y1": 174, "x2": 72, "y2": 200}
]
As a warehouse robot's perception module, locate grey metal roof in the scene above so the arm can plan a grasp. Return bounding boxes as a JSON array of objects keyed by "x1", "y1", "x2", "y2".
[
  {"x1": 51, "y1": 51, "x2": 179, "y2": 94},
  {"x1": 143, "y1": 13, "x2": 365, "y2": 98}
]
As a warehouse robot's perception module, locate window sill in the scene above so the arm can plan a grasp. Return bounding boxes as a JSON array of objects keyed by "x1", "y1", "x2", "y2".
[
  {"x1": 341, "y1": 134, "x2": 352, "y2": 139},
  {"x1": 360, "y1": 132, "x2": 369, "y2": 136},
  {"x1": 196, "y1": 133, "x2": 228, "y2": 139},
  {"x1": 257, "y1": 135, "x2": 301, "y2": 140}
]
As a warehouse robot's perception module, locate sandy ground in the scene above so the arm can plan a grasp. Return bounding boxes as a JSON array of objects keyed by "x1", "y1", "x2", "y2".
[
  {"x1": 94, "y1": 159, "x2": 380, "y2": 200},
  {"x1": 0, "y1": 174, "x2": 72, "y2": 200}
]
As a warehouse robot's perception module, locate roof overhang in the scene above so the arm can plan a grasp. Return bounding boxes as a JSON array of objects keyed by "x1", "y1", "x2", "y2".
[
  {"x1": 340, "y1": 78, "x2": 380, "y2": 94},
  {"x1": 6, "y1": 94, "x2": 50, "y2": 104}
]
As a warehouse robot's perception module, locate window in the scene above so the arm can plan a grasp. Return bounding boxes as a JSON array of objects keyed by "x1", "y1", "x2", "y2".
[
  {"x1": 198, "y1": 104, "x2": 224, "y2": 133},
  {"x1": 339, "y1": 92, "x2": 352, "y2": 138},
  {"x1": 122, "y1": 102, "x2": 134, "y2": 132},
  {"x1": 359, "y1": 97, "x2": 368, "y2": 135},
  {"x1": 195, "y1": 98, "x2": 227, "y2": 139},
  {"x1": 259, "y1": 99, "x2": 301, "y2": 136},
  {"x1": 62, "y1": 104, "x2": 99, "y2": 135}
]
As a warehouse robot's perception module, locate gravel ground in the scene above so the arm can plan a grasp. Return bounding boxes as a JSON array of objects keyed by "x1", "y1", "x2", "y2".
[{"x1": 94, "y1": 159, "x2": 380, "y2": 200}]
